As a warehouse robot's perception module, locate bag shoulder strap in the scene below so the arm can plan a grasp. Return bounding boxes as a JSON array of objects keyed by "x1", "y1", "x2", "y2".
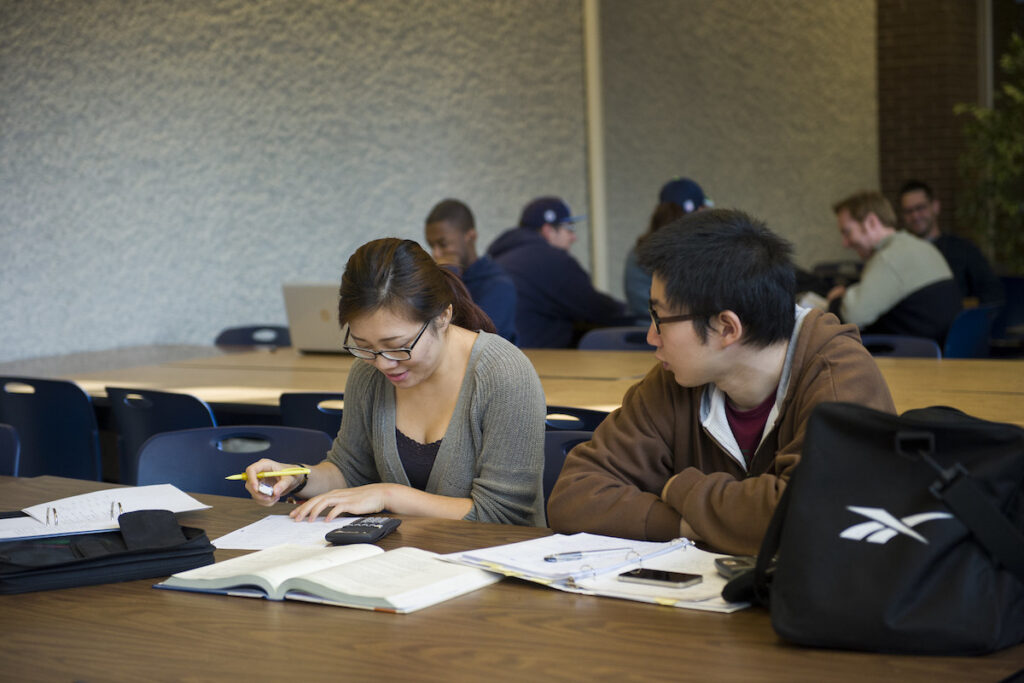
[{"x1": 933, "y1": 468, "x2": 1024, "y2": 583}]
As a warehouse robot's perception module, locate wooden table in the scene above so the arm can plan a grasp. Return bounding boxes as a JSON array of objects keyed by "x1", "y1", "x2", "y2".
[
  {"x1": 60, "y1": 348, "x2": 654, "y2": 413},
  {"x1": 1, "y1": 476, "x2": 1020, "y2": 682},
  {"x1": 168, "y1": 347, "x2": 656, "y2": 381},
  {"x1": 55, "y1": 348, "x2": 1024, "y2": 426}
]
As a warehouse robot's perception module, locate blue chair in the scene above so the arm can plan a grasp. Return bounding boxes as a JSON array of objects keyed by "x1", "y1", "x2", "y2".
[
  {"x1": 0, "y1": 423, "x2": 20, "y2": 476},
  {"x1": 545, "y1": 405, "x2": 609, "y2": 431},
  {"x1": 136, "y1": 426, "x2": 332, "y2": 497},
  {"x1": 0, "y1": 376, "x2": 102, "y2": 480},
  {"x1": 578, "y1": 326, "x2": 654, "y2": 351},
  {"x1": 943, "y1": 304, "x2": 1002, "y2": 359},
  {"x1": 543, "y1": 430, "x2": 592, "y2": 505},
  {"x1": 860, "y1": 334, "x2": 941, "y2": 359},
  {"x1": 106, "y1": 387, "x2": 217, "y2": 485},
  {"x1": 280, "y1": 392, "x2": 344, "y2": 439},
  {"x1": 215, "y1": 325, "x2": 291, "y2": 348}
]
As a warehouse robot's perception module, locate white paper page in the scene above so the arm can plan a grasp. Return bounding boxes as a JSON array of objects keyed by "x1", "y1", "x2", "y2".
[
  {"x1": 297, "y1": 547, "x2": 491, "y2": 598},
  {"x1": 170, "y1": 543, "x2": 381, "y2": 592},
  {"x1": 451, "y1": 533, "x2": 680, "y2": 582},
  {"x1": 4, "y1": 485, "x2": 209, "y2": 539},
  {"x1": 0, "y1": 515, "x2": 53, "y2": 541},
  {"x1": 23, "y1": 484, "x2": 208, "y2": 523},
  {"x1": 213, "y1": 514, "x2": 358, "y2": 549}
]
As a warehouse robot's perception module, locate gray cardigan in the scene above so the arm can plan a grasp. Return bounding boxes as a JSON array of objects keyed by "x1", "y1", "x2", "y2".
[{"x1": 325, "y1": 331, "x2": 547, "y2": 526}]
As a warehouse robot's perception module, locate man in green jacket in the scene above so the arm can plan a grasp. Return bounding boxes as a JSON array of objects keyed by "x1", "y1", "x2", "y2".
[{"x1": 548, "y1": 209, "x2": 896, "y2": 555}]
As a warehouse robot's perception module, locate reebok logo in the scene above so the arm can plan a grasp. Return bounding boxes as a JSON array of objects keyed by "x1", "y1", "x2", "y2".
[{"x1": 839, "y1": 506, "x2": 953, "y2": 544}]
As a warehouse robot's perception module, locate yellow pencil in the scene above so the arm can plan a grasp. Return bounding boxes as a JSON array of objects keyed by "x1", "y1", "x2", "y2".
[{"x1": 224, "y1": 467, "x2": 311, "y2": 481}]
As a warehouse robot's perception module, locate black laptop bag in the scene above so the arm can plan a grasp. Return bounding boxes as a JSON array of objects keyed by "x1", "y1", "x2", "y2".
[{"x1": 0, "y1": 509, "x2": 215, "y2": 594}]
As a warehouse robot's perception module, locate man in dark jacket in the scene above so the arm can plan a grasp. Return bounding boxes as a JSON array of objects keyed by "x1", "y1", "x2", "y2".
[{"x1": 487, "y1": 196, "x2": 625, "y2": 348}]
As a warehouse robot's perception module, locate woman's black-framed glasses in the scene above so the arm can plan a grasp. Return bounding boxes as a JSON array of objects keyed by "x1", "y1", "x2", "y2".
[
  {"x1": 343, "y1": 320, "x2": 430, "y2": 361},
  {"x1": 648, "y1": 301, "x2": 702, "y2": 335}
]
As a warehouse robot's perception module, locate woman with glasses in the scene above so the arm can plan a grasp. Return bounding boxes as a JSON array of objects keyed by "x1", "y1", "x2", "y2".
[{"x1": 244, "y1": 238, "x2": 547, "y2": 526}]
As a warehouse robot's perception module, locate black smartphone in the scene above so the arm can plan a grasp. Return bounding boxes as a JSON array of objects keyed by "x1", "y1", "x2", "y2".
[
  {"x1": 325, "y1": 517, "x2": 401, "y2": 545},
  {"x1": 617, "y1": 568, "x2": 702, "y2": 588},
  {"x1": 713, "y1": 555, "x2": 757, "y2": 579}
]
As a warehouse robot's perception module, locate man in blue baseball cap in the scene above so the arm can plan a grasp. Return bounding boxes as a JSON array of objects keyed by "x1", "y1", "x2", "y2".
[{"x1": 487, "y1": 196, "x2": 626, "y2": 348}]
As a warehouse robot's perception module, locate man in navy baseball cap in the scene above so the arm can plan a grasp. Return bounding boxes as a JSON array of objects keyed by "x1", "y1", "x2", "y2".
[
  {"x1": 658, "y1": 178, "x2": 709, "y2": 214},
  {"x1": 518, "y1": 197, "x2": 586, "y2": 229},
  {"x1": 487, "y1": 195, "x2": 624, "y2": 347}
]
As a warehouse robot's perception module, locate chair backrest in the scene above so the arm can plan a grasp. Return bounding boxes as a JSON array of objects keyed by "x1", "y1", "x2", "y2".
[
  {"x1": 860, "y1": 334, "x2": 942, "y2": 359},
  {"x1": 943, "y1": 304, "x2": 1002, "y2": 359},
  {"x1": 136, "y1": 426, "x2": 332, "y2": 497},
  {"x1": 578, "y1": 326, "x2": 654, "y2": 351},
  {"x1": 106, "y1": 386, "x2": 217, "y2": 485},
  {"x1": 543, "y1": 430, "x2": 592, "y2": 505},
  {"x1": 215, "y1": 325, "x2": 291, "y2": 348},
  {"x1": 279, "y1": 392, "x2": 344, "y2": 439},
  {"x1": 0, "y1": 376, "x2": 102, "y2": 480},
  {"x1": 545, "y1": 405, "x2": 609, "y2": 431},
  {"x1": 0, "y1": 423, "x2": 20, "y2": 477}
]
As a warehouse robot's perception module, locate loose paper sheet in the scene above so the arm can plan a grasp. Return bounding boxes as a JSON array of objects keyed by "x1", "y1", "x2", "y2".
[{"x1": 213, "y1": 514, "x2": 358, "y2": 550}]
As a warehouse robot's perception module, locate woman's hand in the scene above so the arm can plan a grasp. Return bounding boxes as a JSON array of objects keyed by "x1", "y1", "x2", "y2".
[
  {"x1": 244, "y1": 458, "x2": 302, "y2": 506},
  {"x1": 290, "y1": 483, "x2": 397, "y2": 522}
]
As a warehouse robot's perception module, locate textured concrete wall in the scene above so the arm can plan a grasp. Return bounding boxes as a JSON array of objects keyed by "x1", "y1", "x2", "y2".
[
  {"x1": 0, "y1": 0, "x2": 587, "y2": 361},
  {"x1": 600, "y1": 0, "x2": 878, "y2": 296},
  {"x1": 1, "y1": 0, "x2": 878, "y2": 362}
]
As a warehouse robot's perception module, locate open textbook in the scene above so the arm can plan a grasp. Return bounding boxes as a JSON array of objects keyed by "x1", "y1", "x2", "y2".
[
  {"x1": 155, "y1": 543, "x2": 501, "y2": 613},
  {"x1": 444, "y1": 532, "x2": 748, "y2": 613}
]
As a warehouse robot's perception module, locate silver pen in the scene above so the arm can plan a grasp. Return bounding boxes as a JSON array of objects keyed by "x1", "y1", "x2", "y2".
[{"x1": 544, "y1": 547, "x2": 634, "y2": 562}]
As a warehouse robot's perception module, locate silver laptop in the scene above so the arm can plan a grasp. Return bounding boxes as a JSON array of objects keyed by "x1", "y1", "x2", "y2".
[{"x1": 282, "y1": 283, "x2": 347, "y2": 353}]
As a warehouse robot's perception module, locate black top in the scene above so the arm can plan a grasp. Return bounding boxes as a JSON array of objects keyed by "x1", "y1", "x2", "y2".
[
  {"x1": 395, "y1": 428, "x2": 440, "y2": 491},
  {"x1": 933, "y1": 233, "x2": 1004, "y2": 304}
]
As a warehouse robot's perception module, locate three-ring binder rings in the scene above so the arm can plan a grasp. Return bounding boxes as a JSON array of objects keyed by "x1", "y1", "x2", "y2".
[
  {"x1": 0, "y1": 485, "x2": 209, "y2": 541},
  {"x1": 443, "y1": 532, "x2": 749, "y2": 613}
]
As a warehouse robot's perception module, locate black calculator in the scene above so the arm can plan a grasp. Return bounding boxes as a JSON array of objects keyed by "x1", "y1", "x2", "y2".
[{"x1": 325, "y1": 517, "x2": 402, "y2": 545}]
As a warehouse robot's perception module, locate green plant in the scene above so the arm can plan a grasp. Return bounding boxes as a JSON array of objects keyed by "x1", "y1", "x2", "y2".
[{"x1": 955, "y1": 32, "x2": 1024, "y2": 274}]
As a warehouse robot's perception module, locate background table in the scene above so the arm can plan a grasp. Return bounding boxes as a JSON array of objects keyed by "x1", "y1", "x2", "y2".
[
  {"x1": 48, "y1": 348, "x2": 1024, "y2": 426},
  {"x1": 1, "y1": 476, "x2": 1021, "y2": 681}
]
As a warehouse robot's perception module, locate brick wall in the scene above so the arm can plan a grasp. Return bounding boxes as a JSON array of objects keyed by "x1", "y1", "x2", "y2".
[{"x1": 877, "y1": 0, "x2": 979, "y2": 235}]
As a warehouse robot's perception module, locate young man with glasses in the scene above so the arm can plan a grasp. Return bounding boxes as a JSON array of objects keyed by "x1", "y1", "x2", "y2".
[
  {"x1": 898, "y1": 179, "x2": 1003, "y2": 305},
  {"x1": 547, "y1": 210, "x2": 895, "y2": 555},
  {"x1": 487, "y1": 196, "x2": 625, "y2": 348}
]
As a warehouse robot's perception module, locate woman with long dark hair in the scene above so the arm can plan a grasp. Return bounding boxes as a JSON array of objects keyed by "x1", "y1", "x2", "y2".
[{"x1": 245, "y1": 238, "x2": 546, "y2": 525}]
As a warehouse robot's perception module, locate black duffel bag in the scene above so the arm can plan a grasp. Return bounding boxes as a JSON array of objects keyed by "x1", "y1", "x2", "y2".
[
  {"x1": 745, "y1": 402, "x2": 1024, "y2": 655},
  {"x1": 0, "y1": 509, "x2": 215, "y2": 593}
]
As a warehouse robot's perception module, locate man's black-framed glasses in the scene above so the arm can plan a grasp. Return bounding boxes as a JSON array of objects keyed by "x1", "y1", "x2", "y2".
[
  {"x1": 343, "y1": 320, "x2": 430, "y2": 361},
  {"x1": 648, "y1": 301, "x2": 702, "y2": 335}
]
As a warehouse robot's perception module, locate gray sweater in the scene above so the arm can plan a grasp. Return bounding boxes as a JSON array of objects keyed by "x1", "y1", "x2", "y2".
[
  {"x1": 325, "y1": 331, "x2": 547, "y2": 526},
  {"x1": 840, "y1": 231, "x2": 953, "y2": 326}
]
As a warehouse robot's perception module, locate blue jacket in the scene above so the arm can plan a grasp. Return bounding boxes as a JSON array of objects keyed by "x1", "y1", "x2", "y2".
[
  {"x1": 462, "y1": 256, "x2": 519, "y2": 345},
  {"x1": 487, "y1": 228, "x2": 625, "y2": 348}
]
